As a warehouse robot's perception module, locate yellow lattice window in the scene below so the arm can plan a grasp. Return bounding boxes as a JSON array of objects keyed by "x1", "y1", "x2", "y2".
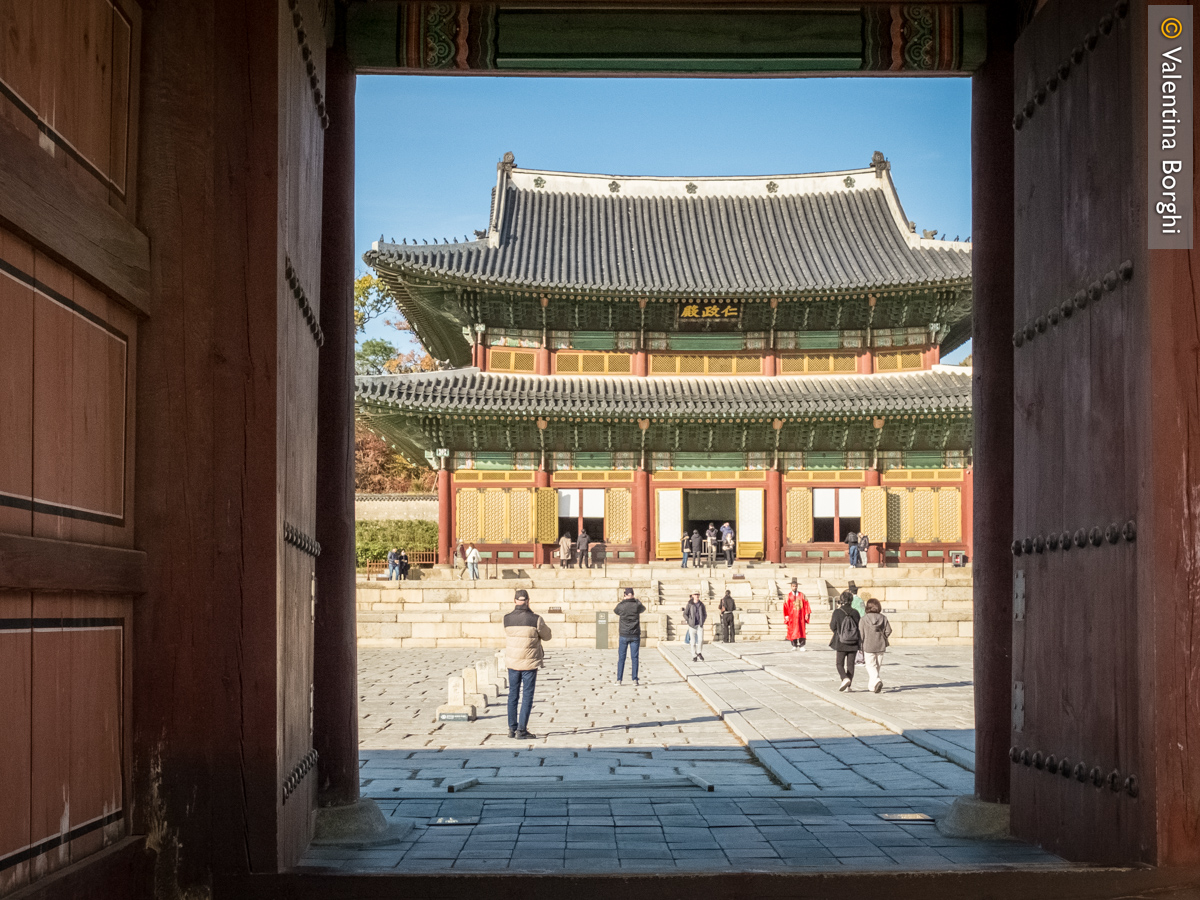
[
  {"x1": 886, "y1": 488, "x2": 913, "y2": 542},
  {"x1": 508, "y1": 489, "x2": 533, "y2": 543},
  {"x1": 913, "y1": 488, "x2": 936, "y2": 542},
  {"x1": 937, "y1": 488, "x2": 962, "y2": 542},
  {"x1": 862, "y1": 487, "x2": 887, "y2": 541},
  {"x1": 481, "y1": 489, "x2": 506, "y2": 543},
  {"x1": 556, "y1": 352, "x2": 633, "y2": 375},
  {"x1": 490, "y1": 349, "x2": 538, "y2": 373},
  {"x1": 779, "y1": 353, "x2": 858, "y2": 374},
  {"x1": 456, "y1": 489, "x2": 480, "y2": 543},
  {"x1": 875, "y1": 350, "x2": 924, "y2": 372},
  {"x1": 648, "y1": 355, "x2": 763, "y2": 375},
  {"x1": 786, "y1": 488, "x2": 813, "y2": 543},
  {"x1": 535, "y1": 487, "x2": 558, "y2": 543},
  {"x1": 605, "y1": 489, "x2": 632, "y2": 543}
]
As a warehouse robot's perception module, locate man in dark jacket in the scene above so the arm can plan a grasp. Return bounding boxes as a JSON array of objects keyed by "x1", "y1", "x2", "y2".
[
  {"x1": 689, "y1": 530, "x2": 703, "y2": 568},
  {"x1": 684, "y1": 592, "x2": 707, "y2": 661},
  {"x1": 846, "y1": 530, "x2": 860, "y2": 567},
  {"x1": 613, "y1": 587, "x2": 646, "y2": 685},
  {"x1": 718, "y1": 589, "x2": 736, "y2": 643},
  {"x1": 828, "y1": 590, "x2": 862, "y2": 692},
  {"x1": 577, "y1": 529, "x2": 590, "y2": 569}
]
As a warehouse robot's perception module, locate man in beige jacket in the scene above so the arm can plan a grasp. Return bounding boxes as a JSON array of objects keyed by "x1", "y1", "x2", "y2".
[{"x1": 504, "y1": 588, "x2": 552, "y2": 739}]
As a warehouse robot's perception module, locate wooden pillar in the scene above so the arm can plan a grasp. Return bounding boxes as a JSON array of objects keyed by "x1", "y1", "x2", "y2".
[
  {"x1": 633, "y1": 467, "x2": 650, "y2": 563},
  {"x1": 765, "y1": 468, "x2": 782, "y2": 563},
  {"x1": 762, "y1": 353, "x2": 776, "y2": 377},
  {"x1": 923, "y1": 345, "x2": 941, "y2": 368},
  {"x1": 536, "y1": 346, "x2": 551, "y2": 375},
  {"x1": 534, "y1": 469, "x2": 550, "y2": 564},
  {"x1": 857, "y1": 350, "x2": 874, "y2": 374},
  {"x1": 865, "y1": 467, "x2": 882, "y2": 565},
  {"x1": 313, "y1": 20, "x2": 359, "y2": 811},
  {"x1": 970, "y1": 0, "x2": 1016, "y2": 806},
  {"x1": 437, "y1": 467, "x2": 452, "y2": 565},
  {"x1": 633, "y1": 349, "x2": 647, "y2": 377}
]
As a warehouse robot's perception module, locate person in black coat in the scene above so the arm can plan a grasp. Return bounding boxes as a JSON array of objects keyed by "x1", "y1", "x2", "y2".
[
  {"x1": 577, "y1": 529, "x2": 590, "y2": 569},
  {"x1": 718, "y1": 589, "x2": 737, "y2": 643},
  {"x1": 829, "y1": 590, "x2": 862, "y2": 692},
  {"x1": 689, "y1": 530, "x2": 703, "y2": 567},
  {"x1": 613, "y1": 587, "x2": 647, "y2": 684}
]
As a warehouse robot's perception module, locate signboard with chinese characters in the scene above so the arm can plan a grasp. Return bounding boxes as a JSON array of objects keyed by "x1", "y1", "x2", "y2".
[{"x1": 678, "y1": 302, "x2": 739, "y2": 322}]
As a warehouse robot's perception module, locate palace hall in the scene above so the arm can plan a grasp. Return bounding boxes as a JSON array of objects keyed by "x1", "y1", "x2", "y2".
[{"x1": 356, "y1": 152, "x2": 974, "y2": 567}]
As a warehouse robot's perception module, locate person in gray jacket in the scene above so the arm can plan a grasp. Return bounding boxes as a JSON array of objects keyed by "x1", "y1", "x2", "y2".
[{"x1": 860, "y1": 597, "x2": 893, "y2": 693}]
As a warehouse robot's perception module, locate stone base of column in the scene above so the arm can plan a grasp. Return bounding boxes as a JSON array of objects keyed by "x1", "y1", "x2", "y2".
[
  {"x1": 312, "y1": 797, "x2": 411, "y2": 847},
  {"x1": 936, "y1": 795, "x2": 1010, "y2": 840}
]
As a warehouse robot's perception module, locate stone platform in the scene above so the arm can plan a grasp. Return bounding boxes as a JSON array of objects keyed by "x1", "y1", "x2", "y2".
[{"x1": 357, "y1": 562, "x2": 972, "y2": 649}]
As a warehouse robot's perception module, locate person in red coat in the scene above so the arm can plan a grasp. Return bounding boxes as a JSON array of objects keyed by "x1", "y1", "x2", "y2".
[{"x1": 784, "y1": 578, "x2": 811, "y2": 651}]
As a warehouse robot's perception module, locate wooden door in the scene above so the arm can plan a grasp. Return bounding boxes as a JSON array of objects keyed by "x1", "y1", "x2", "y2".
[{"x1": 1010, "y1": 0, "x2": 1146, "y2": 863}]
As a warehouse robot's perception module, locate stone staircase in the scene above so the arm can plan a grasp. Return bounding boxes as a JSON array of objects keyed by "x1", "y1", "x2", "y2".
[{"x1": 357, "y1": 561, "x2": 973, "y2": 649}]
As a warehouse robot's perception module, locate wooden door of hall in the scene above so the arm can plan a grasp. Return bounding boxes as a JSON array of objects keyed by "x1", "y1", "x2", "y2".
[{"x1": 1010, "y1": 0, "x2": 1148, "y2": 864}]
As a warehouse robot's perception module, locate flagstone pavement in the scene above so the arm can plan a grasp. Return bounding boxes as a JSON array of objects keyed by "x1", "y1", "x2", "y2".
[{"x1": 296, "y1": 644, "x2": 1064, "y2": 873}]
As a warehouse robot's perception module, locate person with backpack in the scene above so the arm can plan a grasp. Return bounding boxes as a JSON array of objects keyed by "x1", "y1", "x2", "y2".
[
  {"x1": 684, "y1": 592, "x2": 707, "y2": 661},
  {"x1": 845, "y1": 530, "x2": 861, "y2": 567},
  {"x1": 718, "y1": 589, "x2": 736, "y2": 642},
  {"x1": 829, "y1": 590, "x2": 862, "y2": 691},
  {"x1": 784, "y1": 578, "x2": 810, "y2": 650},
  {"x1": 613, "y1": 587, "x2": 646, "y2": 685},
  {"x1": 860, "y1": 597, "x2": 893, "y2": 693}
]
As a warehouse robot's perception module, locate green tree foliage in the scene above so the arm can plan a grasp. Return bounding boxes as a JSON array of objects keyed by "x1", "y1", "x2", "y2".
[
  {"x1": 356, "y1": 338, "x2": 402, "y2": 375},
  {"x1": 356, "y1": 520, "x2": 438, "y2": 565},
  {"x1": 354, "y1": 273, "x2": 394, "y2": 334}
]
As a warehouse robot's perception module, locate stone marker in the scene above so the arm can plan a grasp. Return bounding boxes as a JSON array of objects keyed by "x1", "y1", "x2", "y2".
[
  {"x1": 475, "y1": 660, "x2": 498, "y2": 700},
  {"x1": 495, "y1": 650, "x2": 508, "y2": 691},
  {"x1": 436, "y1": 674, "x2": 476, "y2": 722},
  {"x1": 462, "y1": 666, "x2": 488, "y2": 709}
]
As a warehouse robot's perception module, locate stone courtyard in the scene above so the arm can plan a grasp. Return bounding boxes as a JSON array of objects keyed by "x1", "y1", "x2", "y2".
[{"x1": 297, "y1": 641, "x2": 1066, "y2": 874}]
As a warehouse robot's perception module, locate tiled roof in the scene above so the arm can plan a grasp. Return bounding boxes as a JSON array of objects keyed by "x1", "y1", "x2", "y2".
[
  {"x1": 365, "y1": 161, "x2": 971, "y2": 297},
  {"x1": 355, "y1": 368, "x2": 972, "y2": 419}
]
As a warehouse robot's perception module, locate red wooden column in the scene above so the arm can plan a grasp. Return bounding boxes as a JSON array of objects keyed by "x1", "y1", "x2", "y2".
[
  {"x1": 633, "y1": 349, "x2": 647, "y2": 377},
  {"x1": 536, "y1": 346, "x2": 551, "y2": 375},
  {"x1": 437, "y1": 467, "x2": 452, "y2": 565},
  {"x1": 765, "y1": 468, "x2": 782, "y2": 563},
  {"x1": 922, "y1": 345, "x2": 941, "y2": 368},
  {"x1": 633, "y1": 467, "x2": 650, "y2": 563},
  {"x1": 865, "y1": 467, "x2": 882, "y2": 564},
  {"x1": 762, "y1": 353, "x2": 776, "y2": 376},
  {"x1": 970, "y1": 0, "x2": 1016, "y2": 808},
  {"x1": 534, "y1": 469, "x2": 550, "y2": 564},
  {"x1": 313, "y1": 16, "x2": 368, "y2": 819},
  {"x1": 857, "y1": 350, "x2": 874, "y2": 374}
]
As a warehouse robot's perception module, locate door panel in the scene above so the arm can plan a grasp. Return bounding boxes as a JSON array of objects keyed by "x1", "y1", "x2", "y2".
[{"x1": 1011, "y1": 0, "x2": 1144, "y2": 863}]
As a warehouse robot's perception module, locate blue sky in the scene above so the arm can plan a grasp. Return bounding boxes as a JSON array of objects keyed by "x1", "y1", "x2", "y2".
[{"x1": 354, "y1": 75, "x2": 973, "y2": 363}]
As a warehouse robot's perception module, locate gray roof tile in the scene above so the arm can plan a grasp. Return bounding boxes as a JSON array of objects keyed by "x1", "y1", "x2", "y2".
[{"x1": 355, "y1": 368, "x2": 972, "y2": 418}]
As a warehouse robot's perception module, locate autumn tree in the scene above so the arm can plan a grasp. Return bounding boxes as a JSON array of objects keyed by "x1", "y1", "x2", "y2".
[{"x1": 355, "y1": 421, "x2": 437, "y2": 494}]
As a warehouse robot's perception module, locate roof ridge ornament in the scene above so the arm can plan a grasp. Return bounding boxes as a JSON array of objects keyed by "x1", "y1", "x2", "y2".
[
  {"x1": 871, "y1": 150, "x2": 890, "y2": 178},
  {"x1": 499, "y1": 151, "x2": 516, "y2": 173}
]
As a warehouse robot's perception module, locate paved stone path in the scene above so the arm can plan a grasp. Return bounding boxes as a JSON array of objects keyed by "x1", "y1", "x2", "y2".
[
  {"x1": 711, "y1": 642, "x2": 976, "y2": 766},
  {"x1": 296, "y1": 646, "x2": 1063, "y2": 873}
]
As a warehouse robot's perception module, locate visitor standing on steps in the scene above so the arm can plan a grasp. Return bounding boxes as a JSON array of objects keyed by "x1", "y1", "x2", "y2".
[
  {"x1": 718, "y1": 589, "x2": 736, "y2": 642},
  {"x1": 504, "y1": 588, "x2": 552, "y2": 739},
  {"x1": 680, "y1": 532, "x2": 691, "y2": 568},
  {"x1": 684, "y1": 592, "x2": 707, "y2": 661},
  {"x1": 453, "y1": 538, "x2": 467, "y2": 579},
  {"x1": 722, "y1": 525, "x2": 735, "y2": 567},
  {"x1": 613, "y1": 587, "x2": 646, "y2": 685},
  {"x1": 857, "y1": 532, "x2": 870, "y2": 567},
  {"x1": 577, "y1": 528, "x2": 590, "y2": 569},
  {"x1": 559, "y1": 532, "x2": 573, "y2": 568},
  {"x1": 846, "y1": 529, "x2": 861, "y2": 567},
  {"x1": 465, "y1": 543, "x2": 480, "y2": 581},
  {"x1": 689, "y1": 529, "x2": 703, "y2": 568},
  {"x1": 386, "y1": 547, "x2": 399, "y2": 580},
  {"x1": 860, "y1": 597, "x2": 892, "y2": 693},
  {"x1": 784, "y1": 578, "x2": 810, "y2": 650},
  {"x1": 829, "y1": 590, "x2": 862, "y2": 691}
]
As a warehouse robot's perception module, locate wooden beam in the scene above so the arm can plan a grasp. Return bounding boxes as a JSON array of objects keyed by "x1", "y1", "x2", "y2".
[
  {"x1": 0, "y1": 117, "x2": 151, "y2": 316},
  {"x1": 0, "y1": 534, "x2": 147, "y2": 594}
]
